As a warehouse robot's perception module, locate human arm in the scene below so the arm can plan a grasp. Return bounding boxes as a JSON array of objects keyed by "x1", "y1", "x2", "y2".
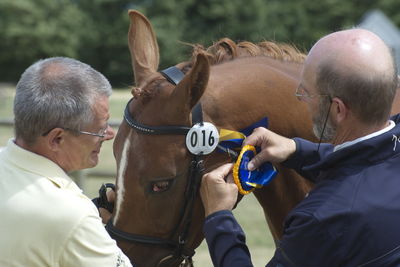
[
  {"x1": 200, "y1": 164, "x2": 253, "y2": 266},
  {"x1": 92, "y1": 183, "x2": 116, "y2": 224},
  {"x1": 243, "y1": 127, "x2": 333, "y2": 183},
  {"x1": 282, "y1": 138, "x2": 333, "y2": 182},
  {"x1": 243, "y1": 127, "x2": 296, "y2": 170},
  {"x1": 200, "y1": 163, "x2": 238, "y2": 216},
  {"x1": 98, "y1": 188, "x2": 115, "y2": 224},
  {"x1": 203, "y1": 210, "x2": 253, "y2": 267},
  {"x1": 60, "y1": 213, "x2": 134, "y2": 267},
  {"x1": 266, "y1": 211, "x2": 342, "y2": 267}
]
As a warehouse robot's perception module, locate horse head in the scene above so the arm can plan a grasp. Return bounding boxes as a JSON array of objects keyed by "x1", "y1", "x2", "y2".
[
  {"x1": 111, "y1": 10, "x2": 210, "y2": 267},
  {"x1": 111, "y1": 9, "x2": 317, "y2": 267}
]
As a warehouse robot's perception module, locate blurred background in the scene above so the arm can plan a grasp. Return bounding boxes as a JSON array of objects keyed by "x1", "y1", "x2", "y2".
[
  {"x1": 1, "y1": 0, "x2": 400, "y2": 87},
  {"x1": 1, "y1": 0, "x2": 400, "y2": 266}
]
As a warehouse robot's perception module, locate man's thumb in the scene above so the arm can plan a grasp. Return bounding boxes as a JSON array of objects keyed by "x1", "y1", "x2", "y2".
[{"x1": 247, "y1": 153, "x2": 264, "y2": 171}]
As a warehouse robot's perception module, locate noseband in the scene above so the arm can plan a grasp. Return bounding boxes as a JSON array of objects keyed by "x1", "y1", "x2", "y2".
[{"x1": 106, "y1": 66, "x2": 205, "y2": 266}]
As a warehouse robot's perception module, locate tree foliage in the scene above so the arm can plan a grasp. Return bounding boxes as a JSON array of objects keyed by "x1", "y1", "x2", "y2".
[
  {"x1": 1, "y1": 0, "x2": 400, "y2": 86},
  {"x1": 141, "y1": 0, "x2": 400, "y2": 70},
  {"x1": 0, "y1": 0, "x2": 85, "y2": 81},
  {"x1": 76, "y1": 0, "x2": 132, "y2": 86}
]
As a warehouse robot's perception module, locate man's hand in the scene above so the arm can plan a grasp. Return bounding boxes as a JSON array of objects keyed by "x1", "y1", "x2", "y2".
[
  {"x1": 243, "y1": 127, "x2": 296, "y2": 170},
  {"x1": 200, "y1": 163, "x2": 238, "y2": 217},
  {"x1": 98, "y1": 188, "x2": 115, "y2": 224}
]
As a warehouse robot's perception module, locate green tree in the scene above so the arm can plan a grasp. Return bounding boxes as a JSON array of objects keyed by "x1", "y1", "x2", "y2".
[
  {"x1": 140, "y1": 0, "x2": 268, "y2": 68},
  {"x1": 0, "y1": 0, "x2": 85, "y2": 81},
  {"x1": 76, "y1": 0, "x2": 132, "y2": 87},
  {"x1": 139, "y1": 0, "x2": 194, "y2": 69},
  {"x1": 1, "y1": 0, "x2": 400, "y2": 85},
  {"x1": 262, "y1": 0, "x2": 400, "y2": 50},
  {"x1": 185, "y1": 0, "x2": 267, "y2": 43},
  {"x1": 140, "y1": 0, "x2": 400, "y2": 66}
]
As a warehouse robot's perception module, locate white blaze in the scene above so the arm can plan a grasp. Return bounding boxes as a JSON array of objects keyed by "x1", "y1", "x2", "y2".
[{"x1": 113, "y1": 131, "x2": 132, "y2": 224}]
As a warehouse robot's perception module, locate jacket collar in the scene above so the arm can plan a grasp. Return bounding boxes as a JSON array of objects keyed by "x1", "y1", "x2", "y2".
[{"x1": 304, "y1": 114, "x2": 400, "y2": 172}]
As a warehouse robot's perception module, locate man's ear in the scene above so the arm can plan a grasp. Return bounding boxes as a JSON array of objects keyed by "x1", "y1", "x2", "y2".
[
  {"x1": 331, "y1": 97, "x2": 348, "y2": 124},
  {"x1": 45, "y1": 128, "x2": 65, "y2": 151}
]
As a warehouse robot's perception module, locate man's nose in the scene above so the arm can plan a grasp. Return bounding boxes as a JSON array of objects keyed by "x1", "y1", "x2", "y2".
[{"x1": 104, "y1": 125, "x2": 115, "y2": 140}]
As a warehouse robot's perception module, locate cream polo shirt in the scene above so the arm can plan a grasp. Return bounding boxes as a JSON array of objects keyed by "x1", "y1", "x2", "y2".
[{"x1": 0, "y1": 139, "x2": 133, "y2": 267}]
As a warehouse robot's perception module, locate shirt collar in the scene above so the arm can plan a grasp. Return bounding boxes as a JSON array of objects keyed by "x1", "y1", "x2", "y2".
[
  {"x1": 334, "y1": 120, "x2": 395, "y2": 152},
  {"x1": 4, "y1": 139, "x2": 82, "y2": 192}
]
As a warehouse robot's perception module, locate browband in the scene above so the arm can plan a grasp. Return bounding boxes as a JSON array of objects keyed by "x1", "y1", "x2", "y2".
[
  {"x1": 123, "y1": 66, "x2": 201, "y2": 135},
  {"x1": 160, "y1": 66, "x2": 185, "y2": 85}
]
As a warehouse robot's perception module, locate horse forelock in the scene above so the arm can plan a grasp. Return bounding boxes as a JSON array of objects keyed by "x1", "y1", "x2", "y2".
[
  {"x1": 189, "y1": 38, "x2": 306, "y2": 66},
  {"x1": 131, "y1": 79, "x2": 164, "y2": 103}
]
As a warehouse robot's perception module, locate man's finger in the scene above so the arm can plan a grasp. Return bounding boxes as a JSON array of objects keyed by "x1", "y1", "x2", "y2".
[
  {"x1": 243, "y1": 133, "x2": 260, "y2": 147},
  {"x1": 99, "y1": 208, "x2": 112, "y2": 224},
  {"x1": 226, "y1": 173, "x2": 235, "y2": 184},
  {"x1": 106, "y1": 189, "x2": 116, "y2": 202},
  {"x1": 243, "y1": 127, "x2": 266, "y2": 146},
  {"x1": 206, "y1": 163, "x2": 234, "y2": 180},
  {"x1": 247, "y1": 152, "x2": 265, "y2": 171}
]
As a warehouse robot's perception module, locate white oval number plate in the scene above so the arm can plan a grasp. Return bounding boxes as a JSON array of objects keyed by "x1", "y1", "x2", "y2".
[{"x1": 186, "y1": 122, "x2": 219, "y2": 155}]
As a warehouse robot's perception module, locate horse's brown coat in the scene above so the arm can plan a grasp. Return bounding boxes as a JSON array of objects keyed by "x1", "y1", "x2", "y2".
[{"x1": 112, "y1": 10, "x2": 317, "y2": 267}]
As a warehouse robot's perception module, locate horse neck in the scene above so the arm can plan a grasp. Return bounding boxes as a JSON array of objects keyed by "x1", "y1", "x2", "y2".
[
  {"x1": 200, "y1": 56, "x2": 315, "y2": 240},
  {"x1": 201, "y1": 57, "x2": 307, "y2": 133}
]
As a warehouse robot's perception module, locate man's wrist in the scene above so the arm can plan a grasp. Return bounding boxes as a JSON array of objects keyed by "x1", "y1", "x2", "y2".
[
  {"x1": 205, "y1": 209, "x2": 233, "y2": 221},
  {"x1": 286, "y1": 139, "x2": 297, "y2": 159}
]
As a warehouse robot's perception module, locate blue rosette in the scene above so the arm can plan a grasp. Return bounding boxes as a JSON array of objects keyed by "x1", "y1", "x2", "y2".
[{"x1": 233, "y1": 145, "x2": 278, "y2": 195}]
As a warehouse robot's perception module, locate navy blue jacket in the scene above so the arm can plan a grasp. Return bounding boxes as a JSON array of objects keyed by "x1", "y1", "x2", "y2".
[{"x1": 204, "y1": 114, "x2": 400, "y2": 267}]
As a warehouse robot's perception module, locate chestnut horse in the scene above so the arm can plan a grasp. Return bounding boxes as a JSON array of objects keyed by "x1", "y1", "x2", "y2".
[{"x1": 110, "y1": 10, "x2": 316, "y2": 267}]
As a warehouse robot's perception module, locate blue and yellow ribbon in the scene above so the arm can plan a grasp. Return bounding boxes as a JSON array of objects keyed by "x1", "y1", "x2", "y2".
[
  {"x1": 232, "y1": 145, "x2": 278, "y2": 195},
  {"x1": 216, "y1": 117, "x2": 278, "y2": 194},
  {"x1": 217, "y1": 117, "x2": 269, "y2": 156}
]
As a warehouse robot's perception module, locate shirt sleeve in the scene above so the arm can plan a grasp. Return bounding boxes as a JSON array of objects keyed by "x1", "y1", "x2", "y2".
[
  {"x1": 60, "y1": 213, "x2": 133, "y2": 267},
  {"x1": 283, "y1": 138, "x2": 333, "y2": 183},
  {"x1": 203, "y1": 210, "x2": 253, "y2": 267},
  {"x1": 266, "y1": 211, "x2": 341, "y2": 267}
]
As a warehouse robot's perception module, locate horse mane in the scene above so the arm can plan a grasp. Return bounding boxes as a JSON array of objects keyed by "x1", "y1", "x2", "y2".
[
  {"x1": 133, "y1": 38, "x2": 306, "y2": 99},
  {"x1": 189, "y1": 38, "x2": 306, "y2": 66}
]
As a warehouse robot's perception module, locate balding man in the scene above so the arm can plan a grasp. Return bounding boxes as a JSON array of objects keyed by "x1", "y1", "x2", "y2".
[
  {"x1": 200, "y1": 29, "x2": 400, "y2": 266},
  {"x1": 0, "y1": 57, "x2": 134, "y2": 266}
]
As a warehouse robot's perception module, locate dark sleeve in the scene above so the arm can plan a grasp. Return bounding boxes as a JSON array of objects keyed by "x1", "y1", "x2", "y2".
[
  {"x1": 203, "y1": 210, "x2": 253, "y2": 267},
  {"x1": 282, "y1": 138, "x2": 333, "y2": 183},
  {"x1": 266, "y1": 212, "x2": 342, "y2": 267}
]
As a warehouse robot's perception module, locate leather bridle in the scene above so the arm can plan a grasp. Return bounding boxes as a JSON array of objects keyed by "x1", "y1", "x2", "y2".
[{"x1": 106, "y1": 66, "x2": 205, "y2": 266}]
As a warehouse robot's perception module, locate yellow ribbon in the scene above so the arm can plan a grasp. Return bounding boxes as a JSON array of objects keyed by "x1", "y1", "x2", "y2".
[
  {"x1": 232, "y1": 145, "x2": 257, "y2": 195},
  {"x1": 219, "y1": 128, "x2": 246, "y2": 141}
]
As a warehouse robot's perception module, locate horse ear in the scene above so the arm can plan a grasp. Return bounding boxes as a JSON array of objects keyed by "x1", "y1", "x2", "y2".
[
  {"x1": 174, "y1": 52, "x2": 210, "y2": 109},
  {"x1": 128, "y1": 10, "x2": 160, "y2": 86}
]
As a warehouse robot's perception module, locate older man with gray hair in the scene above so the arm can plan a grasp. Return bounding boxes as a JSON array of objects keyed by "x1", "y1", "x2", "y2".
[
  {"x1": 0, "y1": 57, "x2": 133, "y2": 266},
  {"x1": 200, "y1": 28, "x2": 400, "y2": 266}
]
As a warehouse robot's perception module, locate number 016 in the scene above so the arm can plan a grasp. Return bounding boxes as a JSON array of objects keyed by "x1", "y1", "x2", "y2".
[{"x1": 190, "y1": 130, "x2": 215, "y2": 147}]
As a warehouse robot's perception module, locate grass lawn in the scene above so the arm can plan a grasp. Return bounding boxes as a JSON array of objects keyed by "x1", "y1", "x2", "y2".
[{"x1": 0, "y1": 85, "x2": 275, "y2": 266}]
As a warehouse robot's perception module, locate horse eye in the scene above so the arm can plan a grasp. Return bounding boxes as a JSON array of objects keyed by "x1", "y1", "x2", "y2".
[{"x1": 150, "y1": 179, "x2": 172, "y2": 193}]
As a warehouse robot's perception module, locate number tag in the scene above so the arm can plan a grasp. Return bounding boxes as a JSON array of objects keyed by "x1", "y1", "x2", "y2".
[{"x1": 186, "y1": 122, "x2": 219, "y2": 155}]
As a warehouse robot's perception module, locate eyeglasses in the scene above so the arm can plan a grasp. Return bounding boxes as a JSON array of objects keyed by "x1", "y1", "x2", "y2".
[
  {"x1": 42, "y1": 124, "x2": 109, "y2": 138},
  {"x1": 295, "y1": 84, "x2": 331, "y2": 99},
  {"x1": 67, "y1": 125, "x2": 109, "y2": 138}
]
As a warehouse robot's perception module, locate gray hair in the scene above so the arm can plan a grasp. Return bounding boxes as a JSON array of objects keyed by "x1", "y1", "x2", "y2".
[
  {"x1": 316, "y1": 56, "x2": 398, "y2": 125},
  {"x1": 14, "y1": 57, "x2": 112, "y2": 145}
]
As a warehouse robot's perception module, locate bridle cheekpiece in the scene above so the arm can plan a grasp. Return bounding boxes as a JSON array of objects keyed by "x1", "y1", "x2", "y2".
[{"x1": 106, "y1": 66, "x2": 205, "y2": 266}]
